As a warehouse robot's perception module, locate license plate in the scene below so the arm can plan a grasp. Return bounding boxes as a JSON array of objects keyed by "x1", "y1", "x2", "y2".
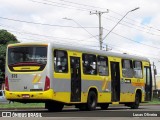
[{"x1": 22, "y1": 94, "x2": 30, "y2": 98}]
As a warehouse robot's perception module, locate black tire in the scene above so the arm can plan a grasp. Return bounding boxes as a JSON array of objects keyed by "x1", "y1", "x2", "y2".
[
  {"x1": 130, "y1": 93, "x2": 140, "y2": 109},
  {"x1": 76, "y1": 104, "x2": 87, "y2": 111},
  {"x1": 100, "y1": 103, "x2": 109, "y2": 110},
  {"x1": 45, "y1": 101, "x2": 64, "y2": 112},
  {"x1": 86, "y1": 91, "x2": 97, "y2": 111}
]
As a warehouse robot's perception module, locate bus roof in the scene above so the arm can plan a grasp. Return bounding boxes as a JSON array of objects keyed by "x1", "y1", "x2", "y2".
[{"x1": 8, "y1": 42, "x2": 150, "y2": 62}]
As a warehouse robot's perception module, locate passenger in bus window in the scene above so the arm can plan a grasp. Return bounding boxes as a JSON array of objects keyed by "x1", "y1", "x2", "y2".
[
  {"x1": 85, "y1": 63, "x2": 92, "y2": 74},
  {"x1": 61, "y1": 59, "x2": 67, "y2": 72},
  {"x1": 83, "y1": 62, "x2": 92, "y2": 74}
]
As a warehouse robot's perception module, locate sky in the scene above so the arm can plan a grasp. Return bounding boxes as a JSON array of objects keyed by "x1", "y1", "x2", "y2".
[{"x1": 1, "y1": 0, "x2": 160, "y2": 75}]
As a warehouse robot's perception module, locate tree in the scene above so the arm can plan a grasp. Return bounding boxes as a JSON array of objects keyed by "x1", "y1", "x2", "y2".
[{"x1": 0, "y1": 29, "x2": 19, "y2": 83}]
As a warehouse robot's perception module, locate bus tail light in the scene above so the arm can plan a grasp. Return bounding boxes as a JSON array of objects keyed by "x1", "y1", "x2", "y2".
[
  {"x1": 44, "y1": 76, "x2": 50, "y2": 91},
  {"x1": 5, "y1": 76, "x2": 9, "y2": 91}
]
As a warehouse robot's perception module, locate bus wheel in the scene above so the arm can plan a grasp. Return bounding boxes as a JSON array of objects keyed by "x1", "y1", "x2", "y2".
[
  {"x1": 45, "y1": 101, "x2": 64, "y2": 112},
  {"x1": 100, "y1": 103, "x2": 109, "y2": 110},
  {"x1": 76, "y1": 104, "x2": 87, "y2": 111},
  {"x1": 130, "y1": 93, "x2": 140, "y2": 109},
  {"x1": 86, "y1": 91, "x2": 97, "y2": 111}
]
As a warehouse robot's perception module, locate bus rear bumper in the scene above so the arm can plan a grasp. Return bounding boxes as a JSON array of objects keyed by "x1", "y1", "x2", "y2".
[{"x1": 5, "y1": 89, "x2": 54, "y2": 101}]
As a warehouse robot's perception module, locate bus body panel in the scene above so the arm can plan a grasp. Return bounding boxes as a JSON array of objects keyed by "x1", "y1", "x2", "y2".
[{"x1": 5, "y1": 70, "x2": 47, "y2": 92}]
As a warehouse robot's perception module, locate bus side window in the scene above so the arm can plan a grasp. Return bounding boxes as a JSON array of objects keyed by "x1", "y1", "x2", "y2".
[
  {"x1": 54, "y1": 50, "x2": 68, "y2": 73},
  {"x1": 122, "y1": 59, "x2": 133, "y2": 78},
  {"x1": 97, "y1": 55, "x2": 109, "y2": 76},
  {"x1": 82, "y1": 53, "x2": 97, "y2": 75},
  {"x1": 133, "y1": 61, "x2": 142, "y2": 78}
]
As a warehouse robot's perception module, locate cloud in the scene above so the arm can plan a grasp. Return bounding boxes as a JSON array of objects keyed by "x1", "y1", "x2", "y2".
[{"x1": 1, "y1": 0, "x2": 160, "y2": 73}]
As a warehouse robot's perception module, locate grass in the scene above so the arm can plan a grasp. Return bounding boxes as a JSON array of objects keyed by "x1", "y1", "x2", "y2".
[
  {"x1": 0, "y1": 102, "x2": 45, "y2": 109},
  {"x1": 147, "y1": 98, "x2": 160, "y2": 104}
]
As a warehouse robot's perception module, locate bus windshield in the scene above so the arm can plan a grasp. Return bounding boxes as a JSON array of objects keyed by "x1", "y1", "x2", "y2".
[{"x1": 8, "y1": 46, "x2": 47, "y2": 72}]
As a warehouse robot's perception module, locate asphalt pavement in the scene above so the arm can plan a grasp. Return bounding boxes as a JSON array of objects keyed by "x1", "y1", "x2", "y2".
[{"x1": 0, "y1": 105, "x2": 160, "y2": 119}]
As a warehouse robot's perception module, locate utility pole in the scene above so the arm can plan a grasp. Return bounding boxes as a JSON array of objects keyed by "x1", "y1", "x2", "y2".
[{"x1": 90, "y1": 10, "x2": 109, "y2": 50}]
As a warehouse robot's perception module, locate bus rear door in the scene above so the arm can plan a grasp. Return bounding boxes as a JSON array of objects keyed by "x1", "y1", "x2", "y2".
[
  {"x1": 70, "y1": 57, "x2": 81, "y2": 102},
  {"x1": 144, "y1": 67, "x2": 152, "y2": 101},
  {"x1": 110, "y1": 62, "x2": 120, "y2": 102}
]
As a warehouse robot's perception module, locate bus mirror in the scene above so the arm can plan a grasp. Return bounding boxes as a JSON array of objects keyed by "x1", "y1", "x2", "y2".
[{"x1": 154, "y1": 69, "x2": 157, "y2": 75}]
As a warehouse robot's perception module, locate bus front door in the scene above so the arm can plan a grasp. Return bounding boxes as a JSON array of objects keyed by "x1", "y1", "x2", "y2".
[
  {"x1": 70, "y1": 57, "x2": 81, "y2": 102},
  {"x1": 110, "y1": 62, "x2": 120, "y2": 102}
]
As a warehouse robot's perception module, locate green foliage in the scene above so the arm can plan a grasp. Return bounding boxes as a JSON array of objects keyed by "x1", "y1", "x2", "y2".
[
  {"x1": 0, "y1": 30, "x2": 17, "y2": 44},
  {"x1": 0, "y1": 29, "x2": 19, "y2": 83}
]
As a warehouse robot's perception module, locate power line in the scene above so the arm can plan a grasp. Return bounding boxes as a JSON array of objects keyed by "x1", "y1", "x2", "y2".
[
  {"x1": 102, "y1": 16, "x2": 160, "y2": 37},
  {"x1": 63, "y1": 17, "x2": 99, "y2": 41},
  {"x1": 34, "y1": 0, "x2": 108, "y2": 12},
  {"x1": 103, "y1": 28, "x2": 160, "y2": 50},
  {"x1": 109, "y1": 9, "x2": 160, "y2": 32},
  {"x1": 105, "y1": 43, "x2": 160, "y2": 60},
  {"x1": 103, "y1": 15, "x2": 160, "y2": 36},
  {"x1": 58, "y1": 0, "x2": 104, "y2": 9},
  {"x1": 28, "y1": 0, "x2": 94, "y2": 12},
  {"x1": 0, "y1": 23, "x2": 99, "y2": 43},
  {"x1": 18, "y1": 36, "x2": 99, "y2": 48},
  {"x1": 43, "y1": 0, "x2": 97, "y2": 11},
  {"x1": 104, "y1": 15, "x2": 147, "y2": 30},
  {"x1": 0, "y1": 16, "x2": 98, "y2": 28},
  {"x1": 0, "y1": 16, "x2": 99, "y2": 41},
  {"x1": 0, "y1": 20, "x2": 98, "y2": 42},
  {"x1": 104, "y1": 41, "x2": 160, "y2": 61}
]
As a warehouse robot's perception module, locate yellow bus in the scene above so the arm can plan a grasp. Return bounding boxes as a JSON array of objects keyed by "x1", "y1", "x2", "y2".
[{"x1": 5, "y1": 42, "x2": 152, "y2": 111}]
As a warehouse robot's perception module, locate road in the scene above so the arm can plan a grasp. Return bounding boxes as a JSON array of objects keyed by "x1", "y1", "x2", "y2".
[{"x1": 0, "y1": 105, "x2": 160, "y2": 119}]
